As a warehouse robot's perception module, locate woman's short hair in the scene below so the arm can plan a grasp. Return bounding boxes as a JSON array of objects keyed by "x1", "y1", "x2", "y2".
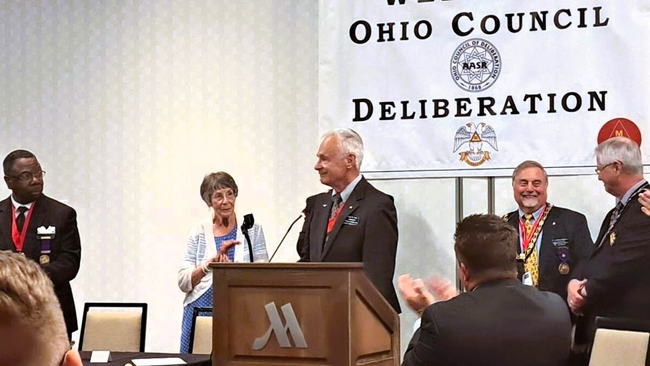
[{"x1": 200, "y1": 172, "x2": 239, "y2": 206}]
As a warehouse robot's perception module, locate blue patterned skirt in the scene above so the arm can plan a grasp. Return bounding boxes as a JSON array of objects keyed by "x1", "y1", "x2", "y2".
[{"x1": 179, "y1": 287, "x2": 214, "y2": 353}]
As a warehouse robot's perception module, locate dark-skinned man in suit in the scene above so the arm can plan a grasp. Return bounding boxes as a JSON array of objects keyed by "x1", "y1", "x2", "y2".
[{"x1": 0, "y1": 149, "x2": 81, "y2": 340}]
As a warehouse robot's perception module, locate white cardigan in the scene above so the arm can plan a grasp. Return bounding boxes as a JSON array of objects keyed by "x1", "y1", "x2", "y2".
[{"x1": 177, "y1": 216, "x2": 268, "y2": 306}]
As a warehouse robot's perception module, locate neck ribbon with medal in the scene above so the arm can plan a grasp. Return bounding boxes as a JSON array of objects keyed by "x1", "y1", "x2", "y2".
[
  {"x1": 36, "y1": 225, "x2": 55, "y2": 264},
  {"x1": 517, "y1": 203, "x2": 553, "y2": 271},
  {"x1": 605, "y1": 183, "x2": 649, "y2": 247},
  {"x1": 11, "y1": 203, "x2": 54, "y2": 264},
  {"x1": 11, "y1": 204, "x2": 35, "y2": 256}
]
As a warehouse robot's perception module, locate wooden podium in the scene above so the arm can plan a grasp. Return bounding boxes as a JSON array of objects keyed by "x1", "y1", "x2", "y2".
[{"x1": 210, "y1": 263, "x2": 400, "y2": 366}]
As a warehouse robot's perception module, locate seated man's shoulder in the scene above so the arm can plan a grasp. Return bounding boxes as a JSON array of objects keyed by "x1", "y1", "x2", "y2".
[
  {"x1": 425, "y1": 292, "x2": 474, "y2": 318},
  {"x1": 535, "y1": 288, "x2": 568, "y2": 307}
]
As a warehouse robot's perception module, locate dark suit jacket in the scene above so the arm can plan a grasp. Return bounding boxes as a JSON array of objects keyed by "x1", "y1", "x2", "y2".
[
  {"x1": 297, "y1": 177, "x2": 400, "y2": 313},
  {"x1": 573, "y1": 181, "x2": 650, "y2": 333},
  {"x1": 402, "y1": 278, "x2": 571, "y2": 366},
  {"x1": 506, "y1": 206, "x2": 593, "y2": 300},
  {"x1": 0, "y1": 194, "x2": 81, "y2": 334}
]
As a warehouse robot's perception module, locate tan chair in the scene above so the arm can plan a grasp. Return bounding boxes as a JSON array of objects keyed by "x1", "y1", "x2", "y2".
[
  {"x1": 589, "y1": 317, "x2": 650, "y2": 366},
  {"x1": 78, "y1": 302, "x2": 147, "y2": 352},
  {"x1": 189, "y1": 307, "x2": 212, "y2": 354}
]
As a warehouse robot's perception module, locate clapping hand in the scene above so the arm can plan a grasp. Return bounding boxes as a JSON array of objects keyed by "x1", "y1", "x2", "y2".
[
  {"x1": 426, "y1": 276, "x2": 460, "y2": 301},
  {"x1": 398, "y1": 274, "x2": 435, "y2": 315},
  {"x1": 207, "y1": 240, "x2": 241, "y2": 264}
]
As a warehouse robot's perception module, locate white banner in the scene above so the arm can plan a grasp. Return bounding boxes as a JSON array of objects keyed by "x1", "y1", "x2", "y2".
[{"x1": 319, "y1": 0, "x2": 650, "y2": 177}]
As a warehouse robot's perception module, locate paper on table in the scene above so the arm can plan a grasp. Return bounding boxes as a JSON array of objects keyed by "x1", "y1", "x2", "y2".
[
  {"x1": 131, "y1": 358, "x2": 186, "y2": 366},
  {"x1": 89, "y1": 350, "x2": 111, "y2": 363}
]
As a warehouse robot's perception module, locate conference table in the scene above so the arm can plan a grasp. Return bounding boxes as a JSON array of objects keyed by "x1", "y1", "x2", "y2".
[{"x1": 80, "y1": 351, "x2": 210, "y2": 366}]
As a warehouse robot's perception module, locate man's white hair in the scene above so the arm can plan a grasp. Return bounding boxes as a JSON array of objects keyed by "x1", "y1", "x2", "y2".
[
  {"x1": 595, "y1": 137, "x2": 643, "y2": 175},
  {"x1": 322, "y1": 128, "x2": 364, "y2": 170}
]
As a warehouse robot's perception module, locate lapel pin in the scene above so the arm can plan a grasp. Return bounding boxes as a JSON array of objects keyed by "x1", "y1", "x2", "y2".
[
  {"x1": 322, "y1": 204, "x2": 327, "y2": 207},
  {"x1": 349, "y1": 205, "x2": 353, "y2": 210},
  {"x1": 552, "y1": 222, "x2": 556, "y2": 225}
]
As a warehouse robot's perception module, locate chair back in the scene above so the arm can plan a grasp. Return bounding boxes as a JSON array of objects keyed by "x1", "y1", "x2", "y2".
[
  {"x1": 78, "y1": 302, "x2": 148, "y2": 352},
  {"x1": 189, "y1": 307, "x2": 213, "y2": 354},
  {"x1": 589, "y1": 317, "x2": 650, "y2": 366}
]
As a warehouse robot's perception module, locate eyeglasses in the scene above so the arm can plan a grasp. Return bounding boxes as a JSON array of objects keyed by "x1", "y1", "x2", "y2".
[
  {"x1": 595, "y1": 162, "x2": 619, "y2": 174},
  {"x1": 212, "y1": 191, "x2": 236, "y2": 203},
  {"x1": 5, "y1": 170, "x2": 46, "y2": 182}
]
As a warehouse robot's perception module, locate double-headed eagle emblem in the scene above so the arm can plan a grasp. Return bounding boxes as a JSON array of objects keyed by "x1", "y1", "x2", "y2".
[{"x1": 453, "y1": 122, "x2": 498, "y2": 166}]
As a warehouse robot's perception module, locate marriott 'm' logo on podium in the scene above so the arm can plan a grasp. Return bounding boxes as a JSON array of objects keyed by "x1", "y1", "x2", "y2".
[{"x1": 252, "y1": 302, "x2": 308, "y2": 350}]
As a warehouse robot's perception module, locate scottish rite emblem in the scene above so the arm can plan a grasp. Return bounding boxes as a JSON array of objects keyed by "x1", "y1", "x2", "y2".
[
  {"x1": 450, "y1": 38, "x2": 501, "y2": 92},
  {"x1": 453, "y1": 122, "x2": 498, "y2": 167}
]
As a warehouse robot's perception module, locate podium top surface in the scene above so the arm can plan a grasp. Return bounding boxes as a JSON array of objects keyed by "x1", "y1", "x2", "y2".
[{"x1": 209, "y1": 262, "x2": 364, "y2": 270}]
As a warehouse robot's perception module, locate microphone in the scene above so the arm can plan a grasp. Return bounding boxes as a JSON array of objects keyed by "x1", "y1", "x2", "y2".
[
  {"x1": 269, "y1": 213, "x2": 305, "y2": 262},
  {"x1": 241, "y1": 213, "x2": 255, "y2": 262}
]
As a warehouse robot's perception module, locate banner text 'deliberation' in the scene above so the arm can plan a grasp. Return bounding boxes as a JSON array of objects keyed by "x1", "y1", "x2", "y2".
[{"x1": 319, "y1": 0, "x2": 649, "y2": 178}]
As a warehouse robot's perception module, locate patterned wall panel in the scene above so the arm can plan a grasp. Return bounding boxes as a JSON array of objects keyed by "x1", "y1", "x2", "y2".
[{"x1": 0, "y1": 0, "x2": 320, "y2": 352}]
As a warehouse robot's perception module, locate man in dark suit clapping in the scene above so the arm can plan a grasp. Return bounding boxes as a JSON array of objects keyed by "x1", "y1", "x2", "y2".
[{"x1": 400, "y1": 214, "x2": 571, "y2": 366}]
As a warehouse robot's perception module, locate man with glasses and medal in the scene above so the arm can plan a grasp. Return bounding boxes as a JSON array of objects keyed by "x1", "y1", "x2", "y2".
[
  {"x1": 0, "y1": 149, "x2": 81, "y2": 341},
  {"x1": 568, "y1": 137, "x2": 650, "y2": 361},
  {"x1": 504, "y1": 160, "x2": 593, "y2": 302}
]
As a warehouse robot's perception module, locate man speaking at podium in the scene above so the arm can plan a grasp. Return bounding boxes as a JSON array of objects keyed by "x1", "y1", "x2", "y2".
[{"x1": 298, "y1": 128, "x2": 401, "y2": 313}]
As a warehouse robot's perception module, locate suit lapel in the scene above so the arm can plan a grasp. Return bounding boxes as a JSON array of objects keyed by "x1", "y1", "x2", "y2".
[
  {"x1": 23, "y1": 195, "x2": 48, "y2": 258},
  {"x1": 538, "y1": 208, "x2": 560, "y2": 269},
  {"x1": 320, "y1": 179, "x2": 366, "y2": 260},
  {"x1": 590, "y1": 208, "x2": 612, "y2": 256},
  {"x1": 0, "y1": 198, "x2": 14, "y2": 251},
  {"x1": 506, "y1": 212, "x2": 520, "y2": 254},
  {"x1": 310, "y1": 194, "x2": 331, "y2": 260},
  {"x1": 591, "y1": 181, "x2": 649, "y2": 255}
]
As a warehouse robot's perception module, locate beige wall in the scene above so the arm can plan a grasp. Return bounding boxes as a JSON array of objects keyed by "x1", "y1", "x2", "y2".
[{"x1": 0, "y1": 0, "x2": 320, "y2": 352}]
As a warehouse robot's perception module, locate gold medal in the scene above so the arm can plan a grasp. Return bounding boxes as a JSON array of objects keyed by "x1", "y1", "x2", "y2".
[
  {"x1": 39, "y1": 255, "x2": 50, "y2": 264},
  {"x1": 610, "y1": 232, "x2": 616, "y2": 246},
  {"x1": 558, "y1": 262, "x2": 570, "y2": 275}
]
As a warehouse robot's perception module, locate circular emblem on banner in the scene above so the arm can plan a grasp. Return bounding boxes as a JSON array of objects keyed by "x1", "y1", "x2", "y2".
[
  {"x1": 450, "y1": 38, "x2": 501, "y2": 92},
  {"x1": 597, "y1": 118, "x2": 642, "y2": 146}
]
